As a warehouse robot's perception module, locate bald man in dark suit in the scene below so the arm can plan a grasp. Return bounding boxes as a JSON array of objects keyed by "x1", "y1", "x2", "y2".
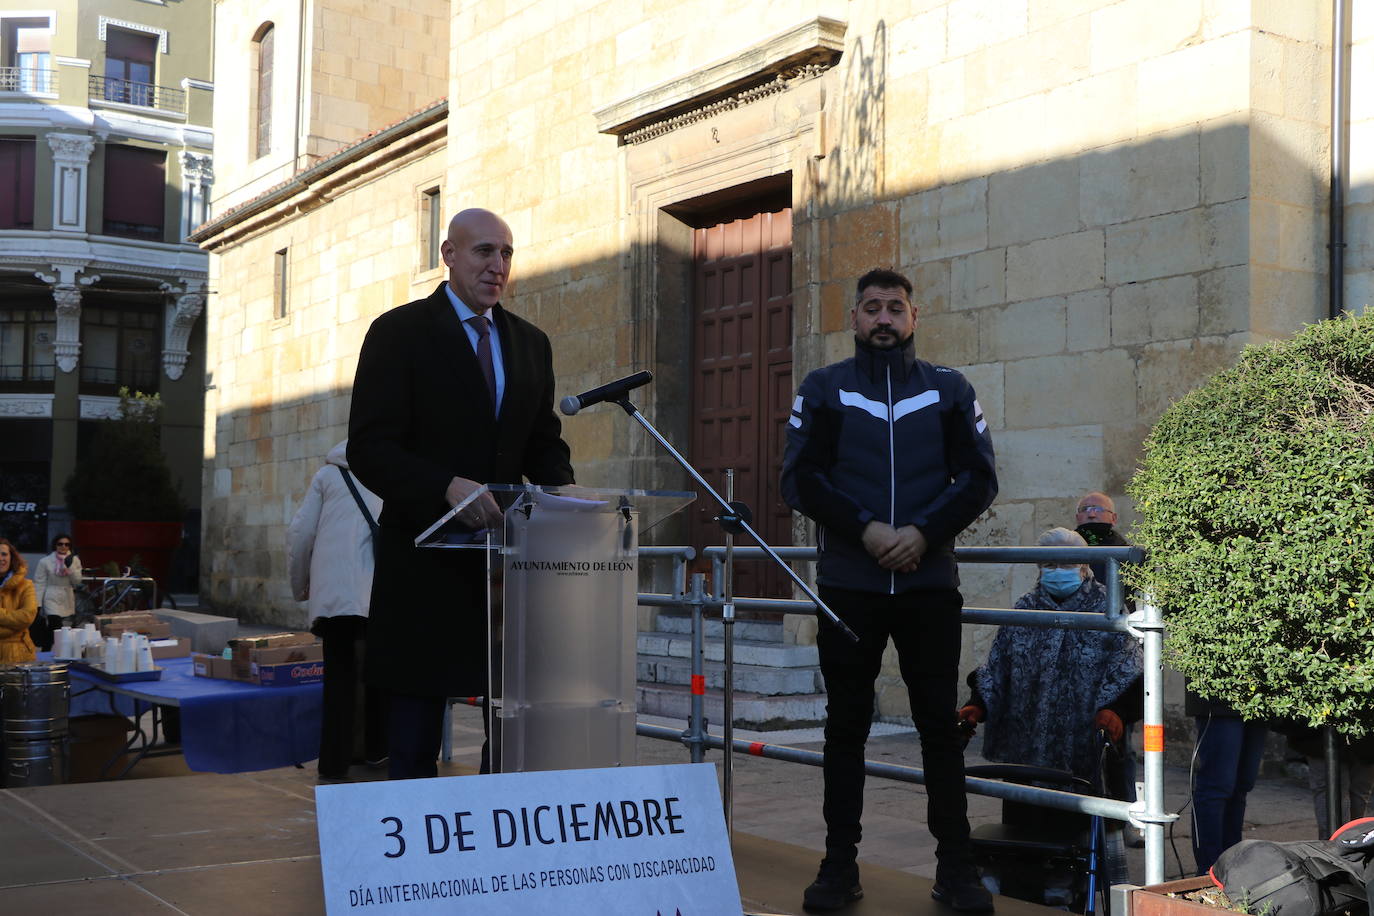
[{"x1": 348, "y1": 208, "x2": 574, "y2": 779}]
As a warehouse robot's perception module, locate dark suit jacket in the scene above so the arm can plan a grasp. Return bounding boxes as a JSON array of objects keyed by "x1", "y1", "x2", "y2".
[{"x1": 348, "y1": 283, "x2": 574, "y2": 696}]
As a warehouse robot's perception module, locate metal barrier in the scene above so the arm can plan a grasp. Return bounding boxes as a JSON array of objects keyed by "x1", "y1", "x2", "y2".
[
  {"x1": 442, "y1": 541, "x2": 1175, "y2": 884},
  {"x1": 635, "y1": 543, "x2": 1175, "y2": 886}
]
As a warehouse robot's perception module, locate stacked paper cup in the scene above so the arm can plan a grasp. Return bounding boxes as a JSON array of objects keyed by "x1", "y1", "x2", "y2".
[
  {"x1": 135, "y1": 635, "x2": 154, "y2": 672},
  {"x1": 118, "y1": 633, "x2": 138, "y2": 674},
  {"x1": 82, "y1": 624, "x2": 99, "y2": 656},
  {"x1": 104, "y1": 636, "x2": 121, "y2": 674}
]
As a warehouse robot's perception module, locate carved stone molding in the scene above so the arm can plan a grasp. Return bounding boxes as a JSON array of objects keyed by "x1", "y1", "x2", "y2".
[
  {"x1": 0, "y1": 395, "x2": 55, "y2": 418},
  {"x1": 179, "y1": 150, "x2": 213, "y2": 181},
  {"x1": 161, "y1": 281, "x2": 205, "y2": 379},
  {"x1": 595, "y1": 17, "x2": 845, "y2": 141},
  {"x1": 46, "y1": 133, "x2": 95, "y2": 166},
  {"x1": 47, "y1": 134, "x2": 96, "y2": 232},
  {"x1": 97, "y1": 16, "x2": 168, "y2": 54},
  {"x1": 35, "y1": 264, "x2": 99, "y2": 373},
  {"x1": 178, "y1": 152, "x2": 215, "y2": 239},
  {"x1": 79, "y1": 396, "x2": 122, "y2": 421}
]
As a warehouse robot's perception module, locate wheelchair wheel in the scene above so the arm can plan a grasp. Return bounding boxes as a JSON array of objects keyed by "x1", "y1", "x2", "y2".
[{"x1": 1094, "y1": 820, "x2": 1130, "y2": 916}]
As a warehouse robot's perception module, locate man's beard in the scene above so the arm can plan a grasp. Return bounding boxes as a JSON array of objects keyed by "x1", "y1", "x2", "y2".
[{"x1": 860, "y1": 330, "x2": 913, "y2": 350}]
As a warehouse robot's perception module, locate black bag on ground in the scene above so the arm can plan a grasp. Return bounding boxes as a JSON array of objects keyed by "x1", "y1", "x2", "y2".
[{"x1": 1212, "y1": 817, "x2": 1374, "y2": 916}]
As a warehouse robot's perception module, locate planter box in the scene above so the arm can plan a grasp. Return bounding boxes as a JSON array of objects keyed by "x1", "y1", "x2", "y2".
[{"x1": 1132, "y1": 876, "x2": 1223, "y2": 916}]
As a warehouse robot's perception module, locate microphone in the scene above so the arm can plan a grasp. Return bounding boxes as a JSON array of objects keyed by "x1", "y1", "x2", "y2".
[{"x1": 560, "y1": 371, "x2": 653, "y2": 416}]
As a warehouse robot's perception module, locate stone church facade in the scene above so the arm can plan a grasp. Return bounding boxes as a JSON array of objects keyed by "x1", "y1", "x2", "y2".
[{"x1": 194, "y1": 1, "x2": 1372, "y2": 719}]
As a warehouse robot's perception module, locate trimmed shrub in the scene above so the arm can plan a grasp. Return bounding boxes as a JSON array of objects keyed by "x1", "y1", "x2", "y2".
[{"x1": 1127, "y1": 315, "x2": 1374, "y2": 737}]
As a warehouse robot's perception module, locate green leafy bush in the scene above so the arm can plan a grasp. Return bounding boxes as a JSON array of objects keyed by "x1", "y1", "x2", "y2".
[
  {"x1": 1128, "y1": 315, "x2": 1374, "y2": 737},
  {"x1": 64, "y1": 388, "x2": 186, "y2": 522}
]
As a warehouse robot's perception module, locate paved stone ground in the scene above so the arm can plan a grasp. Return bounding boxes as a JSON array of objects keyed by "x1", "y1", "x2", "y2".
[{"x1": 445, "y1": 704, "x2": 1326, "y2": 889}]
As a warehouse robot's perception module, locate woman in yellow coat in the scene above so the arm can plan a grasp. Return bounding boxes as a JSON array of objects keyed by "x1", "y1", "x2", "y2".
[{"x1": 0, "y1": 537, "x2": 38, "y2": 663}]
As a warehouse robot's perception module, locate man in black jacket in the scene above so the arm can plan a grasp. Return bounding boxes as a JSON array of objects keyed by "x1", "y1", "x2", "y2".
[
  {"x1": 348, "y1": 208, "x2": 574, "y2": 779},
  {"x1": 782, "y1": 268, "x2": 998, "y2": 912}
]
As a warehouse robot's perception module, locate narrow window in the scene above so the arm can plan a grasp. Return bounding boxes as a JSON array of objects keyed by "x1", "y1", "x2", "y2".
[
  {"x1": 0, "y1": 307, "x2": 56, "y2": 385},
  {"x1": 422, "y1": 187, "x2": 441, "y2": 270},
  {"x1": 0, "y1": 136, "x2": 36, "y2": 229},
  {"x1": 274, "y1": 248, "x2": 289, "y2": 319},
  {"x1": 104, "y1": 27, "x2": 157, "y2": 106},
  {"x1": 12, "y1": 21, "x2": 52, "y2": 92},
  {"x1": 103, "y1": 145, "x2": 166, "y2": 240},
  {"x1": 254, "y1": 25, "x2": 274, "y2": 159},
  {"x1": 79, "y1": 306, "x2": 159, "y2": 393}
]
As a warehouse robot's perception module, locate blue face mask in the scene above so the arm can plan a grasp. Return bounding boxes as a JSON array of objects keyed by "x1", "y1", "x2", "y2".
[{"x1": 1041, "y1": 568, "x2": 1083, "y2": 598}]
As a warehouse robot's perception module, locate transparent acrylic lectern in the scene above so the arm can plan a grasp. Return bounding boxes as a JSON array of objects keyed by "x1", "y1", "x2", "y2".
[{"x1": 416, "y1": 484, "x2": 694, "y2": 773}]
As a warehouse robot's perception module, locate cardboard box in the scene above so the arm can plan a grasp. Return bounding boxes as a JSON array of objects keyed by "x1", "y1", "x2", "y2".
[
  {"x1": 99, "y1": 612, "x2": 171, "y2": 639},
  {"x1": 226, "y1": 632, "x2": 315, "y2": 651},
  {"x1": 250, "y1": 643, "x2": 323, "y2": 666},
  {"x1": 229, "y1": 632, "x2": 317, "y2": 679},
  {"x1": 68, "y1": 714, "x2": 133, "y2": 782},
  {"x1": 149, "y1": 638, "x2": 189, "y2": 660},
  {"x1": 192, "y1": 653, "x2": 233, "y2": 679},
  {"x1": 254, "y1": 659, "x2": 325, "y2": 687}
]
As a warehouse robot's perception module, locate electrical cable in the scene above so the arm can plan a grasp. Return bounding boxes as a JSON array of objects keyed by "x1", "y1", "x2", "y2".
[{"x1": 1167, "y1": 710, "x2": 1212, "y2": 881}]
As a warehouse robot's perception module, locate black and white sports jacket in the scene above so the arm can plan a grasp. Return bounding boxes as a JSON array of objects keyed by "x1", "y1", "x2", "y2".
[{"x1": 781, "y1": 337, "x2": 998, "y2": 595}]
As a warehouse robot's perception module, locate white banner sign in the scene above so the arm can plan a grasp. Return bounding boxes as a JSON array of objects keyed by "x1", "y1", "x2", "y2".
[{"x1": 315, "y1": 762, "x2": 741, "y2": 915}]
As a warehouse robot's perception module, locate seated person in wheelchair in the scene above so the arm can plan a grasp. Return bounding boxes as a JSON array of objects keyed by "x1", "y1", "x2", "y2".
[
  {"x1": 957, "y1": 527, "x2": 1143, "y2": 906},
  {"x1": 958, "y1": 527, "x2": 1142, "y2": 781}
]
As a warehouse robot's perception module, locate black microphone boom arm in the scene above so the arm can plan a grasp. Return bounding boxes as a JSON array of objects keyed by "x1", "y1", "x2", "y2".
[{"x1": 560, "y1": 371, "x2": 653, "y2": 416}]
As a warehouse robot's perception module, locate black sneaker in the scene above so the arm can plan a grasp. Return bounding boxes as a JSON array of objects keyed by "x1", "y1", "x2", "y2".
[
  {"x1": 802, "y1": 858, "x2": 863, "y2": 911},
  {"x1": 932, "y1": 861, "x2": 994, "y2": 912}
]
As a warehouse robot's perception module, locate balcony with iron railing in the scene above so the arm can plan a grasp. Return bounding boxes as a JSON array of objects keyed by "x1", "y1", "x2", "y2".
[
  {"x1": 0, "y1": 67, "x2": 56, "y2": 94},
  {"x1": 88, "y1": 74, "x2": 185, "y2": 115}
]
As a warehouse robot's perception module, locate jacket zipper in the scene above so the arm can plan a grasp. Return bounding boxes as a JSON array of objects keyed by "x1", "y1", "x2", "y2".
[{"x1": 886, "y1": 365, "x2": 895, "y2": 595}]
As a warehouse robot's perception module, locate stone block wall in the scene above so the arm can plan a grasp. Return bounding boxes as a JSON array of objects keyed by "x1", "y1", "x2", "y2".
[
  {"x1": 212, "y1": 0, "x2": 448, "y2": 215},
  {"x1": 201, "y1": 122, "x2": 446, "y2": 621}
]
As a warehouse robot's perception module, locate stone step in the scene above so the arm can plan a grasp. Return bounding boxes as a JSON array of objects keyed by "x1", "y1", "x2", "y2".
[
  {"x1": 634, "y1": 681, "x2": 827, "y2": 730},
  {"x1": 654, "y1": 614, "x2": 784, "y2": 642},
  {"x1": 637, "y1": 655, "x2": 822, "y2": 696},
  {"x1": 636, "y1": 631, "x2": 818, "y2": 668}
]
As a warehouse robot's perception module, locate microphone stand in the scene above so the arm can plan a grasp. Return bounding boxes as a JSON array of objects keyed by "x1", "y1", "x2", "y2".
[
  {"x1": 609, "y1": 393, "x2": 857, "y2": 642},
  {"x1": 604, "y1": 392, "x2": 859, "y2": 829}
]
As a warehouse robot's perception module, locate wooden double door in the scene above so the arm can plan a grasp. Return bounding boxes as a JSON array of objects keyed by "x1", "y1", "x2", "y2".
[{"x1": 687, "y1": 208, "x2": 794, "y2": 601}]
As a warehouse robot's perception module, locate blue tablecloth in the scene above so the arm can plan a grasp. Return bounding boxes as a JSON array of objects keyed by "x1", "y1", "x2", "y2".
[{"x1": 56, "y1": 654, "x2": 323, "y2": 774}]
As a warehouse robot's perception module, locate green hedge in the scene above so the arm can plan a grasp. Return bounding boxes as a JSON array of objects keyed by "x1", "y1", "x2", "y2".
[{"x1": 1127, "y1": 315, "x2": 1374, "y2": 737}]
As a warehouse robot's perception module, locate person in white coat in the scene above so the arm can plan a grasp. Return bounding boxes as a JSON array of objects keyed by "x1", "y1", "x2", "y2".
[
  {"x1": 31, "y1": 533, "x2": 83, "y2": 650},
  {"x1": 288, "y1": 439, "x2": 387, "y2": 780}
]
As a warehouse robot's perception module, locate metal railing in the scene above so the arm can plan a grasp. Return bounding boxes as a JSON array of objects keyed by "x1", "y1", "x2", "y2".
[
  {"x1": 0, "y1": 67, "x2": 55, "y2": 93},
  {"x1": 88, "y1": 75, "x2": 185, "y2": 113},
  {"x1": 441, "y1": 541, "x2": 1175, "y2": 884},
  {"x1": 635, "y1": 543, "x2": 1174, "y2": 886}
]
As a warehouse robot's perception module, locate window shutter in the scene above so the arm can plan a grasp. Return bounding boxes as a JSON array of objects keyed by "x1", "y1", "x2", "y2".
[
  {"x1": 106, "y1": 28, "x2": 156, "y2": 64},
  {"x1": 103, "y1": 145, "x2": 165, "y2": 236}
]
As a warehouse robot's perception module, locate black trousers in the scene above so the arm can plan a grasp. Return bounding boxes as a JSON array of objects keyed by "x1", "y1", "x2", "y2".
[
  {"x1": 315, "y1": 615, "x2": 388, "y2": 776},
  {"x1": 816, "y1": 584, "x2": 971, "y2": 863},
  {"x1": 387, "y1": 694, "x2": 491, "y2": 779}
]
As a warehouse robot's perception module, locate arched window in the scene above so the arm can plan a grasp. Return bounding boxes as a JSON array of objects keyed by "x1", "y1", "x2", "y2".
[{"x1": 252, "y1": 23, "x2": 274, "y2": 159}]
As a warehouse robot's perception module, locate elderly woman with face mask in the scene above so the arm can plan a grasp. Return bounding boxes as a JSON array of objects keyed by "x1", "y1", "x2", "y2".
[
  {"x1": 0, "y1": 536, "x2": 39, "y2": 664},
  {"x1": 958, "y1": 527, "x2": 1143, "y2": 780}
]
